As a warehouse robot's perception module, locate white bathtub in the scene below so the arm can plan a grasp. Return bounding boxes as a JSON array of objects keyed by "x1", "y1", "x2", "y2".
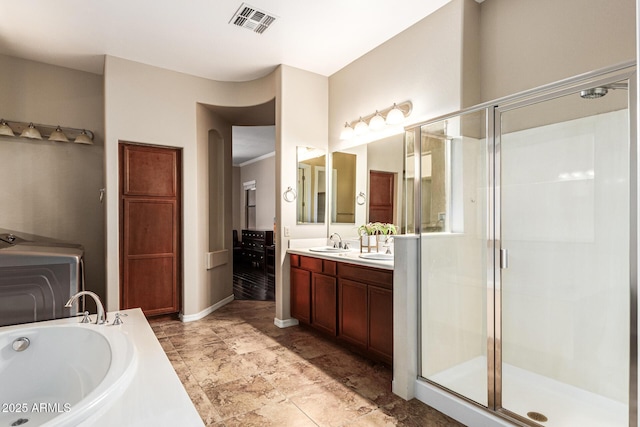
[{"x1": 0, "y1": 321, "x2": 137, "y2": 427}]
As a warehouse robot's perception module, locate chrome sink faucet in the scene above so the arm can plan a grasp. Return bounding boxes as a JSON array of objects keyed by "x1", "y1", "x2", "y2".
[
  {"x1": 65, "y1": 291, "x2": 107, "y2": 325},
  {"x1": 329, "y1": 232, "x2": 343, "y2": 248}
]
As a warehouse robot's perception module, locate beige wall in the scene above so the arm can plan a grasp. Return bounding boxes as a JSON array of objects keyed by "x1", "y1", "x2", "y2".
[
  {"x1": 104, "y1": 56, "x2": 276, "y2": 316},
  {"x1": 478, "y1": 0, "x2": 636, "y2": 102},
  {"x1": 329, "y1": 0, "x2": 469, "y2": 153},
  {"x1": 240, "y1": 155, "x2": 276, "y2": 231},
  {"x1": 0, "y1": 54, "x2": 105, "y2": 300},
  {"x1": 275, "y1": 65, "x2": 329, "y2": 321},
  {"x1": 103, "y1": 57, "x2": 328, "y2": 322},
  {"x1": 327, "y1": 0, "x2": 472, "y2": 239}
]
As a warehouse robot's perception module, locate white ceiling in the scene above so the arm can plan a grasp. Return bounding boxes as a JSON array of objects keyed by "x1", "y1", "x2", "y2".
[
  {"x1": 0, "y1": 0, "x2": 450, "y2": 82},
  {"x1": 0, "y1": 0, "x2": 450, "y2": 164}
]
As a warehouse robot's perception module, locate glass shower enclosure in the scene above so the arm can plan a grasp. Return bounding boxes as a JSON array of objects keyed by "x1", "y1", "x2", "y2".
[{"x1": 410, "y1": 64, "x2": 637, "y2": 427}]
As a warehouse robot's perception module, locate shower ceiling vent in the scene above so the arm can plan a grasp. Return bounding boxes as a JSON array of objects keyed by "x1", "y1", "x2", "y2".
[{"x1": 229, "y1": 3, "x2": 278, "y2": 34}]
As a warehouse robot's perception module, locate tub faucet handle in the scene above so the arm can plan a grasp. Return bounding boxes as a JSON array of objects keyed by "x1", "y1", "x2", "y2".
[
  {"x1": 113, "y1": 313, "x2": 124, "y2": 325},
  {"x1": 80, "y1": 311, "x2": 91, "y2": 323}
]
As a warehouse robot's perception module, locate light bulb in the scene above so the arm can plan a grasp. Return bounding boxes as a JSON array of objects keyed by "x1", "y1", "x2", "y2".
[
  {"x1": 339, "y1": 122, "x2": 354, "y2": 140},
  {"x1": 354, "y1": 117, "x2": 369, "y2": 136},
  {"x1": 369, "y1": 111, "x2": 386, "y2": 131},
  {"x1": 385, "y1": 103, "x2": 405, "y2": 125}
]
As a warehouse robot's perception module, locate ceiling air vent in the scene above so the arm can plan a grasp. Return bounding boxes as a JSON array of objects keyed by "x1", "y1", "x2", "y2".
[{"x1": 229, "y1": 3, "x2": 277, "y2": 34}]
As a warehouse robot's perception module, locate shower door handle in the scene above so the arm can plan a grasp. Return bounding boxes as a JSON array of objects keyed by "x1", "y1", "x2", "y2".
[{"x1": 500, "y1": 248, "x2": 509, "y2": 269}]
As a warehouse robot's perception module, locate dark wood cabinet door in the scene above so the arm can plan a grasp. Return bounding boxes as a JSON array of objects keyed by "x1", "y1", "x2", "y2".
[
  {"x1": 311, "y1": 273, "x2": 337, "y2": 335},
  {"x1": 120, "y1": 143, "x2": 181, "y2": 316},
  {"x1": 338, "y1": 278, "x2": 368, "y2": 348},
  {"x1": 368, "y1": 285, "x2": 393, "y2": 363},
  {"x1": 290, "y1": 267, "x2": 311, "y2": 324}
]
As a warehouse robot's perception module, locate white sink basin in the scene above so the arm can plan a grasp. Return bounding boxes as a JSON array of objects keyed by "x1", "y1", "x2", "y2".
[
  {"x1": 309, "y1": 246, "x2": 350, "y2": 253},
  {"x1": 359, "y1": 252, "x2": 394, "y2": 261}
]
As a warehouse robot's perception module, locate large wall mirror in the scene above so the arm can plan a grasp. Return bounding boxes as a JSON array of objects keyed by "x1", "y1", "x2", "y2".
[
  {"x1": 328, "y1": 133, "x2": 408, "y2": 237},
  {"x1": 297, "y1": 146, "x2": 326, "y2": 224}
]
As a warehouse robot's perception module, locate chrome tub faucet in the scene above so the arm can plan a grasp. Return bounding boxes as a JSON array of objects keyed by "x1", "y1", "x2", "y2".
[{"x1": 65, "y1": 291, "x2": 107, "y2": 325}]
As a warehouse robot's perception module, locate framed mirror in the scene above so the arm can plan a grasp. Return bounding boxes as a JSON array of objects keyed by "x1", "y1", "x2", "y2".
[{"x1": 296, "y1": 146, "x2": 326, "y2": 224}]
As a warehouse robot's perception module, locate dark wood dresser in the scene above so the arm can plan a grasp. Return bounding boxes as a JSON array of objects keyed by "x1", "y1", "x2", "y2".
[{"x1": 241, "y1": 230, "x2": 274, "y2": 271}]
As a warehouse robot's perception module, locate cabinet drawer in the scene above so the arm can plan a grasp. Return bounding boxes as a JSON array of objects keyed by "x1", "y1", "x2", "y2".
[
  {"x1": 323, "y1": 260, "x2": 337, "y2": 275},
  {"x1": 298, "y1": 256, "x2": 337, "y2": 275},
  {"x1": 300, "y1": 256, "x2": 323, "y2": 273},
  {"x1": 290, "y1": 254, "x2": 300, "y2": 267},
  {"x1": 338, "y1": 263, "x2": 393, "y2": 289}
]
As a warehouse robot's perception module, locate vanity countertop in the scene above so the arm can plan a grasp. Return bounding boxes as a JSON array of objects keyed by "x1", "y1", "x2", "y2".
[{"x1": 287, "y1": 247, "x2": 394, "y2": 270}]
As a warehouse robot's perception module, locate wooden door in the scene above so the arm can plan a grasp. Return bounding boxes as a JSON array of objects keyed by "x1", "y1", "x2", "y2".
[
  {"x1": 368, "y1": 285, "x2": 393, "y2": 364},
  {"x1": 290, "y1": 267, "x2": 311, "y2": 323},
  {"x1": 119, "y1": 143, "x2": 181, "y2": 316},
  {"x1": 369, "y1": 171, "x2": 394, "y2": 223},
  {"x1": 311, "y1": 273, "x2": 337, "y2": 335},
  {"x1": 338, "y1": 278, "x2": 368, "y2": 348}
]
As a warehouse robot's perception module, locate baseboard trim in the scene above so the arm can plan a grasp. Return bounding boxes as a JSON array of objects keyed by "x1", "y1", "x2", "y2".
[
  {"x1": 180, "y1": 294, "x2": 234, "y2": 322},
  {"x1": 274, "y1": 317, "x2": 299, "y2": 328}
]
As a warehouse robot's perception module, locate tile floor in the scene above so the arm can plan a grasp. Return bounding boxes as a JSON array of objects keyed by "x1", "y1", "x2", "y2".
[{"x1": 150, "y1": 300, "x2": 465, "y2": 426}]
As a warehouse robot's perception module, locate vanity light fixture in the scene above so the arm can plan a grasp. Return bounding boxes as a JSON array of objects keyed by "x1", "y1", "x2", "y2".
[
  {"x1": 0, "y1": 119, "x2": 94, "y2": 145},
  {"x1": 0, "y1": 119, "x2": 15, "y2": 137},
  {"x1": 340, "y1": 101, "x2": 412, "y2": 141},
  {"x1": 368, "y1": 111, "x2": 386, "y2": 131},
  {"x1": 74, "y1": 130, "x2": 93, "y2": 145},
  {"x1": 48, "y1": 126, "x2": 69, "y2": 142},
  {"x1": 20, "y1": 122, "x2": 42, "y2": 140}
]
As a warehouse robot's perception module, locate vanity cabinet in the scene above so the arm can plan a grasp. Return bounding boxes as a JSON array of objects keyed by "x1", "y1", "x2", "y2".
[
  {"x1": 290, "y1": 254, "x2": 337, "y2": 334},
  {"x1": 338, "y1": 263, "x2": 393, "y2": 365},
  {"x1": 290, "y1": 253, "x2": 392, "y2": 364}
]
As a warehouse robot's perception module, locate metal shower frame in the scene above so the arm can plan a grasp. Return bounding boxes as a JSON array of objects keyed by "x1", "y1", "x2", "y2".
[{"x1": 406, "y1": 60, "x2": 638, "y2": 427}]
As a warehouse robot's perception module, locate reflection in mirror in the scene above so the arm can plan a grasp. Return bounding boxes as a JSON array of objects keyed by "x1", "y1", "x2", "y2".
[
  {"x1": 403, "y1": 130, "x2": 416, "y2": 234},
  {"x1": 366, "y1": 135, "x2": 405, "y2": 230},
  {"x1": 297, "y1": 147, "x2": 326, "y2": 224},
  {"x1": 411, "y1": 110, "x2": 488, "y2": 234},
  {"x1": 329, "y1": 134, "x2": 407, "y2": 239},
  {"x1": 419, "y1": 132, "x2": 446, "y2": 232},
  {"x1": 331, "y1": 152, "x2": 357, "y2": 223}
]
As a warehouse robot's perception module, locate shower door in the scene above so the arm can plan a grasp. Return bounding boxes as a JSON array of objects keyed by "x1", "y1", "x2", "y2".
[
  {"x1": 497, "y1": 77, "x2": 632, "y2": 426},
  {"x1": 417, "y1": 67, "x2": 636, "y2": 427},
  {"x1": 419, "y1": 108, "x2": 491, "y2": 407}
]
